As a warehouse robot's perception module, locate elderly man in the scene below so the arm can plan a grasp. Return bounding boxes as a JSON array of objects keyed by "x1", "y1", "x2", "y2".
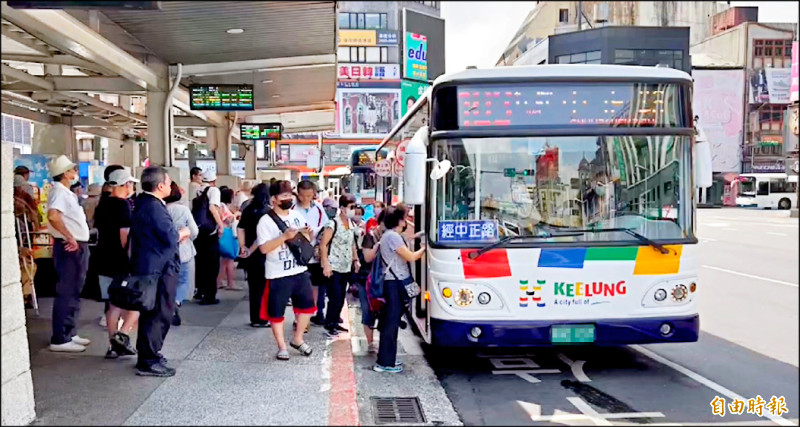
[
  {"x1": 14, "y1": 165, "x2": 36, "y2": 198},
  {"x1": 46, "y1": 155, "x2": 92, "y2": 352}
]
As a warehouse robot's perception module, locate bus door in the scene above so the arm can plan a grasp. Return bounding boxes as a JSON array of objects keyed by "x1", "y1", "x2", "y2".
[{"x1": 756, "y1": 179, "x2": 771, "y2": 208}]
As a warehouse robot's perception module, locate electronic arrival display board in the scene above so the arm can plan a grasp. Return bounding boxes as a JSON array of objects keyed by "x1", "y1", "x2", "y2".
[
  {"x1": 190, "y1": 85, "x2": 254, "y2": 111},
  {"x1": 450, "y1": 82, "x2": 686, "y2": 129},
  {"x1": 240, "y1": 123, "x2": 282, "y2": 140}
]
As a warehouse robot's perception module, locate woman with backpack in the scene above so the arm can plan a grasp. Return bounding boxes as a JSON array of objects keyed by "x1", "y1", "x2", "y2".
[
  {"x1": 358, "y1": 209, "x2": 386, "y2": 354},
  {"x1": 373, "y1": 205, "x2": 425, "y2": 373},
  {"x1": 237, "y1": 184, "x2": 271, "y2": 327}
]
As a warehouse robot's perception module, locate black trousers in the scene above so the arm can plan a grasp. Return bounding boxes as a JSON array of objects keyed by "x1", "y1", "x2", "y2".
[
  {"x1": 193, "y1": 233, "x2": 220, "y2": 301},
  {"x1": 324, "y1": 271, "x2": 348, "y2": 329},
  {"x1": 51, "y1": 240, "x2": 90, "y2": 344},
  {"x1": 136, "y1": 266, "x2": 178, "y2": 367},
  {"x1": 245, "y1": 255, "x2": 267, "y2": 324},
  {"x1": 377, "y1": 280, "x2": 407, "y2": 367}
]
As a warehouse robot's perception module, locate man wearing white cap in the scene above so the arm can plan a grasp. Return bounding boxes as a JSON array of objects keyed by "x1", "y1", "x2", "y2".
[
  {"x1": 46, "y1": 155, "x2": 92, "y2": 352},
  {"x1": 192, "y1": 169, "x2": 225, "y2": 305}
]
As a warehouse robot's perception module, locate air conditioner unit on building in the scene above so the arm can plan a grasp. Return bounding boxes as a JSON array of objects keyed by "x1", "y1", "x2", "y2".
[{"x1": 593, "y1": 2, "x2": 609, "y2": 23}]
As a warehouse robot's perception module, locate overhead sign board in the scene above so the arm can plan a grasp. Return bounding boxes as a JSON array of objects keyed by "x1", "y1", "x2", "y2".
[
  {"x1": 377, "y1": 30, "x2": 398, "y2": 45},
  {"x1": 190, "y1": 85, "x2": 254, "y2": 111},
  {"x1": 339, "y1": 30, "x2": 377, "y2": 47},
  {"x1": 404, "y1": 32, "x2": 428, "y2": 81},
  {"x1": 338, "y1": 64, "x2": 400, "y2": 81},
  {"x1": 240, "y1": 123, "x2": 282, "y2": 141}
]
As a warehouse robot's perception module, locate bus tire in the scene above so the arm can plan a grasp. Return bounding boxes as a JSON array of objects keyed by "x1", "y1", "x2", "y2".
[{"x1": 778, "y1": 198, "x2": 791, "y2": 210}]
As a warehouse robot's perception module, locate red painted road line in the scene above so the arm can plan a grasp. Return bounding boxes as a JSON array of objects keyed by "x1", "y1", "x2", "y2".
[{"x1": 328, "y1": 306, "x2": 360, "y2": 426}]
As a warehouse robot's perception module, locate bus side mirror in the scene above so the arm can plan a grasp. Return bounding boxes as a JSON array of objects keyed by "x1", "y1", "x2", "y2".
[
  {"x1": 694, "y1": 129, "x2": 713, "y2": 188},
  {"x1": 404, "y1": 126, "x2": 429, "y2": 205}
]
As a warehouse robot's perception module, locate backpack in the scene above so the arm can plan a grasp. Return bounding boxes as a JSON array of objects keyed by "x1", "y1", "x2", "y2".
[
  {"x1": 192, "y1": 187, "x2": 216, "y2": 236},
  {"x1": 365, "y1": 251, "x2": 387, "y2": 313}
]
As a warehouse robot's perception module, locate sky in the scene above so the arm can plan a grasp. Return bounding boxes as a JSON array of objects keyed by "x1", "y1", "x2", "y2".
[{"x1": 441, "y1": 1, "x2": 800, "y2": 74}]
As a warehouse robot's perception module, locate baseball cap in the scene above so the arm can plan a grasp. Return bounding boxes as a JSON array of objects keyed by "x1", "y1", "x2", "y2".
[
  {"x1": 202, "y1": 170, "x2": 217, "y2": 183},
  {"x1": 108, "y1": 169, "x2": 139, "y2": 186},
  {"x1": 14, "y1": 165, "x2": 30, "y2": 175}
]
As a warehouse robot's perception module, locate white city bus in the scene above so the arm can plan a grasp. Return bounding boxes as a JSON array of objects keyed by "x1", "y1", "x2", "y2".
[
  {"x1": 736, "y1": 173, "x2": 796, "y2": 210},
  {"x1": 378, "y1": 64, "x2": 713, "y2": 347}
]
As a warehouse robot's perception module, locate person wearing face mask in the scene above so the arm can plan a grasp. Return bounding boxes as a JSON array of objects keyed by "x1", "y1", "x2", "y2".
[
  {"x1": 94, "y1": 168, "x2": 140, "y2": 358},
  {"x1": 46, "y1": 155, "x2": 93, "y2": 352},
  {"x1": 357, "y1": 208, "x2": 386, "y2": 353},
  {"x1": 292, "y1": 180, "x2": 329, "y2": 327},
  {"x1": 365, "y1": 201, "x2": 385, "y2": 234},
  {"x1": 319, "y1": 194, "x2": 360, "y2": 338}
]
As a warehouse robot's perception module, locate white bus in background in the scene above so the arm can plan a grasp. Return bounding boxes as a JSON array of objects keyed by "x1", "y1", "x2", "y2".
[{"x1": 736, "y1": 173, "x2": 797, "y2": 209}]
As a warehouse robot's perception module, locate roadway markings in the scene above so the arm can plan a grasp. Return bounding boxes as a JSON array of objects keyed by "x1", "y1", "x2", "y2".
[
  {"x1": 701, "y1": 265, "x2": 799, "y2": 288},
  {"x1": 517, "y1": 398, "x2": 667, "y2": 425},
  {"x1": 489, "y1": 355, "x2": 561, "y2": 383},
  {"x1": 558, "y1": 353, "x2": 592, "y2": 383},
  {"x1": 630, "y1": 345, "x2": 796, "y2": 427}
]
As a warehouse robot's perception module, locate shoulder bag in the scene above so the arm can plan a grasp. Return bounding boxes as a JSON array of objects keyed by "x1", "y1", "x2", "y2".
[{"x1": 267, "y1": 209, "x2": 314, "y2": 266}]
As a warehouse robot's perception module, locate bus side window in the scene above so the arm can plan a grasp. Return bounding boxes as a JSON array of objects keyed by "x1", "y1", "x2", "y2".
[
  {"x1": 787, "y1": 181, "x2": 798, "y2": 194},
  {"x1": 769, "y1": 179, "x2": 785, "y2": 194},
  {"x1": 757, "y1": 181, "x2": 770, "y2": 196}
]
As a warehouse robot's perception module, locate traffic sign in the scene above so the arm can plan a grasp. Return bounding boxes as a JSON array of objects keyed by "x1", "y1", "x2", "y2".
[{"x1": 373, "y1": 159, "x2": 392, "y2": 177}]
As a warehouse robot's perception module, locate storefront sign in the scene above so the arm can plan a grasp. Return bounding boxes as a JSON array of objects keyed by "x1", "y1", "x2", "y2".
[
  {"x1": 338, "y1": 64, "x2": 400, "y2": 80},
  {"x1": 377, "y1": 29, "x2": 398, "y2": 45},
  {"x1": 339, "y1": 29, "x2": 377, "y2": 46},
  {"x1": 750, "y1": 68, "x2": 792, "y2": 104},
  {"x1": 401, "y1": 79, "x2": 430, "y2": 116},
  {"x1": 791, "y1": 41, "x2": 799, "y2": 103},
  {"x1": 438, "y1": 220, "x2": 499, "y2": 243},
  {"x1": 404, "y1": 32, "x2": 428, "y2": 81},
  {"x1": 759, "y1": 135, "x2": 783, "y2": 146},
  {"x1": 752, "y1": 159, "x2": 785, "y2": 173}
]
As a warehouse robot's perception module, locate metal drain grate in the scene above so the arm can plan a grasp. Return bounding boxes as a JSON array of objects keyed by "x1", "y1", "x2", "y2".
[{"x1": 370, "y1": 397, "x2": 426, "y2": 424}]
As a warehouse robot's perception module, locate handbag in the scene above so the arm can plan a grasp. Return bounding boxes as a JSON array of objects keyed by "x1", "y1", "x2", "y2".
[
  {"x1": 108, "y1": 274, "x2": 159, "y2": 311},
  {"x1": 267, "y1": 209, "x2": 314, "y2": 266},
  {"x1": 219, "y1": 227, "x2": 239, "y2": 259}
]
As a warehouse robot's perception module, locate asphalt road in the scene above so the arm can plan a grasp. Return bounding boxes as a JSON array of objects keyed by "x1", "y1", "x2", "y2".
[{"x1": 423, "y1": 207, "x2": 799, "y2": 426}]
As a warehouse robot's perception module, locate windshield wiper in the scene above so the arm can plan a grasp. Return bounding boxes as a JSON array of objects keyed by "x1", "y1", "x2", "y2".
[
  {"x1": 551, "y1": 227, "x2": 671, "y2": 254},
  {"x1": 468, "y1": 231, "x2": 583, "y2": 260}
]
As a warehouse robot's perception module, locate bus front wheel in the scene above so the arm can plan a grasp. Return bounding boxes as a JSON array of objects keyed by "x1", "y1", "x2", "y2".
[{"x1": 779, "y1": 198, "x2": 792, "y2": 210}]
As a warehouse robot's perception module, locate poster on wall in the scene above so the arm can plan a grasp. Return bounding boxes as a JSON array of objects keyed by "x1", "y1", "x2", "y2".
[
  {"x1": 791, "y1": 41, "x2": 799, "y2": 103},
  {"x1": 404, "y1": 32, "x2": 428, "y2": 81},
  {"x1": 401, "y1": 79, "x2": 430, "y2": 116},
  {"x1": 749, "y1": 68, "x2": 792, "y2": 104},
  {"x1": 338, "y1": 89, "x2": 401, "y2": 137},
  {"x1": 13, "y1": 154, "x2": 54, "y2": 188},
  {"x1": 692, "y1": 69, "x2": 745, "y2": 173}
]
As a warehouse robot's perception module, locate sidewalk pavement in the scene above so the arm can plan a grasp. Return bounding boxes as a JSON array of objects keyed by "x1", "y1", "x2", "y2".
[{"x1": 23, "y1": 272, "x2": 462, "y2": 426}]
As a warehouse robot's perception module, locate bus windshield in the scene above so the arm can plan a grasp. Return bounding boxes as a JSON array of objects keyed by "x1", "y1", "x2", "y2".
[
  {"x1": 739, "y1": 176, "x2": 756, "y2": 195},
  {"x1": 432, "y1": 135, "x2": 692, "y2": 244}
]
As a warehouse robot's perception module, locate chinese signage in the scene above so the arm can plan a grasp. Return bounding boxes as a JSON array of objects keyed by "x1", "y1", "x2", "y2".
[
  {"x1": 791, "y1": 41, "x2": 799, "y2": 103},
  {"x1": 372, "y1": 159, "x2": 392, "y2": 177},
  {"x1": 377, "y1": 29, "x2": 398, "y2": 45},
  {"x1": 404, "y1": 32, "x2": 428, "y2": 81},
  {"x1": 338, "y1": 64, "x2": 400, "y2": 80},
  {"x1": 437, "y1": 220, "x2": 499, "y2": 243},
  {"x1": 750, "y1": 68, "x2": 792, "y2": 104},
  {"x1": 339, "y1": 29, "x2": 376, "y2": 46},
  {"x1": 401, "y1": 79, "x2": 429, "y2": 116},
  {"x1": 752, "y1": 159, "x2": 785, "y2": 173}
]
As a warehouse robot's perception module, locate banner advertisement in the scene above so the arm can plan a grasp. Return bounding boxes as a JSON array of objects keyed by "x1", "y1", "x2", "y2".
[
  {"x1": 404, "y1": 32, "x2": 428, "y2": 81},
  {"x1": 750, "y1": 68, "x2": 791, "y2": 104},
  {"x1": 377, "y1": 29, "x2": 398, "y2": 45},
  {"x1": 692, "y1": 69, "x2": 745, "y2": 173},
  {"x1": 401, "y1": 79, "x2": 430, "y2": 116},
  {"x1": 338, "y1": 29, "x2": 377, "y2": 46},
  {"x1": 338, "y1": 89, "x2": 401, "y2": 137},
  {"x1": 338, "y1": 64, "x2": 400, "y2": 80},
  {"x1": 791, "y1": 41, "x2": 798, "y2": 103}
]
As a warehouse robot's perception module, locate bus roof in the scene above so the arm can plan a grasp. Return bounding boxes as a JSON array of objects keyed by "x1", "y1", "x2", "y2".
[{"x1": 432, "y1": 64, "x2": 693, "y2": 88}]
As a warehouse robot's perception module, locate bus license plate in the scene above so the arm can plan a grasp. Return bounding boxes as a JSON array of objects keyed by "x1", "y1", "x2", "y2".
[{"x1": 551, "y1": 324, "x2": 595, "y2": 344}]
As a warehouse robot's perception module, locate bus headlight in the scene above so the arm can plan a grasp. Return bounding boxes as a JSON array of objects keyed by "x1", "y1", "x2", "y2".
[
  {"x1": 477, "y1": 292, "x2": 491, "y2": 305},
  {"x1": 654, "y1": 289, "x2": 668, "y2": 302},
  {"x1": 671, "y1": 284, "x2": 688, "y2": 302},
  {"x1": 455, "y1": 288, "x2": 474, "y2": 306}
]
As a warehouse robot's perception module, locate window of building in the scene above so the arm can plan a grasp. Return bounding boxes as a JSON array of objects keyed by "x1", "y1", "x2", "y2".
[
  {"x1": 753, "y1": 39, "x2": 792, "y2": 68},
  {"x1": 338, "y1": 13, "x2": 350, "y2": 30},
  {"x1": 614, "y1": 49, "x2": 684, "y2": 69},
  {"x1": 758, "y1": 105, "x2": 784, "y2": 132},
  {"x1": 555, "y1": 50, "x2": 601, "y2": 64},
  {"x1": 347, "y1": 46, "x2": 389, "y2": 63},
  {"x1": 337, "y1": 46, "x2": 350, "y2": 62},
  {"x1": 366, "y1": 46, "x2": 381, "y2": 62},
  {"x1": 365, "y1": 13, "x2": 381, "y2": 29},
  {"x1": 559, "y1": 8, "x2": 569, "y2": 23},
  {"x1": 339, "y1": 12, "x2": 387, "y2": 29}
]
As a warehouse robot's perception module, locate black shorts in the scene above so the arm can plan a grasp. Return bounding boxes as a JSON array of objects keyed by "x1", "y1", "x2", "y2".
[
  {"x1": 261, "y1": 271, "x2": 315, "y2": 322},
  {"x1": 307, "y1": 263, "x2": 328, "y2": 287}
]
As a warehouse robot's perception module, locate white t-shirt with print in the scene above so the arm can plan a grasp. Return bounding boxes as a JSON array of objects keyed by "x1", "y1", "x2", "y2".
[{"x1": 255, "y1": 209, "x2": 309, "y2": 279}]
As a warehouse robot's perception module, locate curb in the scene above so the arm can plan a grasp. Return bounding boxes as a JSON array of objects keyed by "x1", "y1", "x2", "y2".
[{"x1": 328, "y1": 305, "x2": 360, "y2": 426}]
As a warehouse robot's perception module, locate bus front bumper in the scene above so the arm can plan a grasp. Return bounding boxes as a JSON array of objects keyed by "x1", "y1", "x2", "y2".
[{"x1": 429, "y1": 315, "x2": 699, "y2": 347}]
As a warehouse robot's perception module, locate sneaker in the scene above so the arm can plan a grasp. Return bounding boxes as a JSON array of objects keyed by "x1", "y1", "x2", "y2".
[
  {"x1": 105, "y1": 347, "x2": 119, "y2": 359},
  {"x1": 49, "y1": 342, "x2": 86, "y2": 353},
  {"x1": 110, "y1": 332, "x2": 137, "y2": 356},
  {"x1": 71, "y1": 335, "x2": 91, "y2": 346},
  {"x1": 99, "y1": 315, "x2": 107, "y2": 327},
  {"x1": 367, "y1": 343, "x2": 379, "y2": 354},
  {"x1": 325, "y1": 327, "x2": 340, "y2": 338},
  {"x1": 172, "y1": 308, "x2": 181, "y2": 326},
  {"x1": 136, "y1": 362, "x2": 176, "y2": 377},
  {"x1": 198, "y1": 298, "x2": 220, "y2": 306},
  {"x1": 193, "y1": 293, "x2": 203, "y2": 301},
  {"x1": 249, "y1": 322, "x2": 271, "y2": 328},
  {"x1": 399, "y1": 319, "x2": 407, "y2": 330},
  {"x1": 395, "y1": 360, "x2": 403, "y2": 367},
  {"x1": 373, "y1": 364, "x2": 403, "y2": 373},
  {"x1": 309, "y1": 316, "x2": 325, "y2": 326},
  {"x1": 334, "y1": 324, "x2": 349, "y2": 333},
  {"x1": 286, "y1": 300, "x2": 293, "y2": 307}
]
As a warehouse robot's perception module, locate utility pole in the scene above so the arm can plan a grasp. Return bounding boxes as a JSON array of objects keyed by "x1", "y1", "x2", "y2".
[{"x1": 577, "y1": 0, "x2": 582, "y2": 30}]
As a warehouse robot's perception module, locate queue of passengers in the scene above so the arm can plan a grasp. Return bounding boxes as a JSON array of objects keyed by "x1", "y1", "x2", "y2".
[{"x1": 40, "y1": 155, "x2": 424, "y2": 375}]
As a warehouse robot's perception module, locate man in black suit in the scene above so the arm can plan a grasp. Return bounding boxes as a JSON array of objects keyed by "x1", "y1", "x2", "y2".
[{"x1": 130, "y1": 166, "x2": 189, "y2": 377}]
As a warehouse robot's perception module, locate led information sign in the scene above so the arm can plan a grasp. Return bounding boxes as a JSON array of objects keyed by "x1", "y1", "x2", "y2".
[
  {"x1": 190, "y1": 85, "x2": 254, "y2": 111},
  {"x1": 454, "y1": 83, "x2": 685, "y2": 128},
  {"x1": 240, "y1": 123, "x2": 282, "y2": 140}
]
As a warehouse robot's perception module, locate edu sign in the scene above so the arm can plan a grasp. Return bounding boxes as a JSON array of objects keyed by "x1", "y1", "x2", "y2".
[{"x1": 405, "y1": 32, "x2": 428, "y2": 81}]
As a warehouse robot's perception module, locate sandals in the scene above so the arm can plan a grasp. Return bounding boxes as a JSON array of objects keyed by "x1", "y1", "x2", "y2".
[
  {"x1": 290, "y1": 341, "x2": 313, "y2": 356},
  {"x1": 276, "y1": 349, "x2": 290, "y2": 360}
]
